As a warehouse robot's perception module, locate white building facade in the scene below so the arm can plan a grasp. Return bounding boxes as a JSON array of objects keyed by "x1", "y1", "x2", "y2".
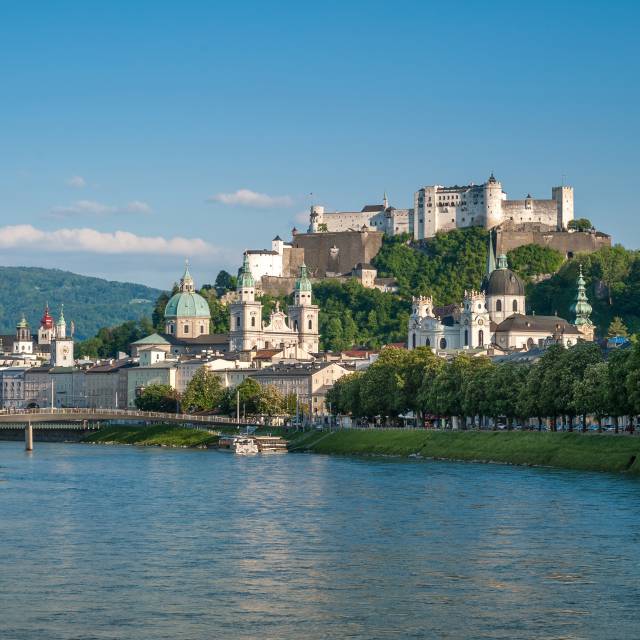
[{"x1": 413, "y1": 174, "x2": 574, "y2": 240}]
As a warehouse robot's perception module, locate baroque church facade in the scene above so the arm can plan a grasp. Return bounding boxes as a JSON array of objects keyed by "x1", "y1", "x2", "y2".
[
  {"x1": 408, "y1": 235, "x2": 593, "y2": 353},
  {"x1": 229, "y1": 254, "x2": 319, "y2": 353}
]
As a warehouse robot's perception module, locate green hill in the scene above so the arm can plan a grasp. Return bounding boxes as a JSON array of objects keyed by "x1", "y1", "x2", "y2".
[{"x1": 0, "y1": 266, "x2": 162, "y2": 340}]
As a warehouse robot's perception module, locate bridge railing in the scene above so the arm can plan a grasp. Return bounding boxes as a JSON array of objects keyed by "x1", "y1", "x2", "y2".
[{"x1": 0, "y1": 407, "x2": 254, "y2": 425}]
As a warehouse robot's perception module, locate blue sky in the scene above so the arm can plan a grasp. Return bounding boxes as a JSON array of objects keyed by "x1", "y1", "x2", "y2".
[{"x1": 1, "y1": 1, "x2": 638, "y2": 289}]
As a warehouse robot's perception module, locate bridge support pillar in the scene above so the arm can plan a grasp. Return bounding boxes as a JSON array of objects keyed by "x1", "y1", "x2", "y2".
[{"x1": 25, "y1": 422, "x2": 33, "y2": 452}]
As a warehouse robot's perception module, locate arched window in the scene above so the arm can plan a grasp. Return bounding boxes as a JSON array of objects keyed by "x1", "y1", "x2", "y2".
[
  {"x1": 512, "y1": 299, "x2": 518, "y2": 312},
  {"x1": 308, "y1": 319, "x2": 313, "y2": 330},
  {"x1": 294, "y1": 320, "x2": 299, "y2": 331},
  {"x1": 200, "y1": 325, "x2": 205, "y2": 334},
  {"x1": 412, "y1": 333, "x2": 416, "y2": 348},
  {"x1": 527, "y1": 337, "x2": 534, "y2": 350},
  {"x1": 464, "y1": 329, "x2": 469, "y2": 346},
  {"x1": 439, "y1": 338, "x2": 447, "y2": 350},
  {"x1": 496, "y1": 300, "x2": 502, "y2": 312},
  {"x1": 236, "y1": 317, "x2": 240, "y2": 329},
  {"x1": 478, "y1": 330, "x2": 484, "y2": 346},
  {"x1": 251, "y1": 317, "x2": 256, "y2": 327},
  {"x1": 425, "y1": 337, "x2": 430, "y2": 347}
]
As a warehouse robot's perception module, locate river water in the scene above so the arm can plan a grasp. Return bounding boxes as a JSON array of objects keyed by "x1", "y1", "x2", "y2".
[{"x1": 1, "y1": 442, "x2": 640, "y2": 639}]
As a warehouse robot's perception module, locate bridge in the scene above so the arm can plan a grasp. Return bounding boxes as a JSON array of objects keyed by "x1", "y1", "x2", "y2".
[
  {"x1": 0, "y1": 408, "x2": 258, "y2": 451},
  {"x1": 0, "y1": 407, "x2": 255, "y2": 428}
]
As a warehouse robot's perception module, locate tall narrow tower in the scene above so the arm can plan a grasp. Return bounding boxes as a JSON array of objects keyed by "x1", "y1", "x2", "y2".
[
  {"x1": 13, "y1": 315, "x2": 33, "y2": 354},
  {"x1": 229, "y1": 253, "x2": 263, "y2": 351},
  {"x1": 288, "y1": 263, "x2": 319, "y2": 352},
  {"x1": 51, "y1": 305, "x2": 74, "y2": 367},
  {"x1": 570, "y1": 264, "x2": 594, "y2": 341}
]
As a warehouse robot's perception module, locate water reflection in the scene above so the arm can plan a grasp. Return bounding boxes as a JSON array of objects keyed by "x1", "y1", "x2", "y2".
[{"x1": 0, "y1": 444, "x2": 639, "y2": 639}]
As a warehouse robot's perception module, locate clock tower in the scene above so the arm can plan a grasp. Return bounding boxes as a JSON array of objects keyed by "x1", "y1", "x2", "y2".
[{"x1": 51, "y1": 305, "x2": 74, "y2": 367}]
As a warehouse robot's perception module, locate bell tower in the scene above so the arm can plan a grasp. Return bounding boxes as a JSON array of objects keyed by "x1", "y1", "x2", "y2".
[
  {"x1": 13, "y1": 315, "x2": 33, "y2": 354},
  {"x1": 51, "y1": 305, "x2": 74, "y2": 367},
  {"x1": 288, "y1": 263, "x2": 319, "y2": 352},
  {"x1": 229, "y1": 253, "x2": 263, "y2": 351}
]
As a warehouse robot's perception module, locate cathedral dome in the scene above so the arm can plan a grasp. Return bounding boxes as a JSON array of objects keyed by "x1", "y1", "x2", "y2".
[
  {"x1": 164, "y1": 291, "x2": 211, "y2": 319},
  {"x1": 483, "y1": 254, "x2": 525, "y2": 297}
]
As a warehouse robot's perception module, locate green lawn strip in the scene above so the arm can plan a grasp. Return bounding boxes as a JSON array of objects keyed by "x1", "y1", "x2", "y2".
[
  {"x1": 84, "y1": 424, "x2": 219, "y2": 447},
  {"x1": 305, "y1": 430, "x2": 640, "y2": 474}
]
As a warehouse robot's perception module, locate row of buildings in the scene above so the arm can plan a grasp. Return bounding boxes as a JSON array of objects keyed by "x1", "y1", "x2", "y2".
[{"x1": 0, "y1": 263, "x2": 369, "y2": 415}]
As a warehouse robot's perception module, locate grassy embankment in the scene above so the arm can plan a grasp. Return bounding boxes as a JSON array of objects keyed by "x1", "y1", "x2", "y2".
[
  {"x1": 84, "y1": 424, "x2": 294, "y2": 448},
  {"x1": 291, "y1": 429, "x2": 640, "y2": 474},
  {"x1": 84, "y1": 424, "x2": 220, "y2": 448}
]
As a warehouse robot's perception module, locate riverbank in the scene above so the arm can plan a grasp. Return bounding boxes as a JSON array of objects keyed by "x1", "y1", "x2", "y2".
[
  {"x1": 292, "y1": 429, "x2": 640, "y2": 474},
  {"x1": 83, "y1": 424, "x2": 220, "y2": 448}
]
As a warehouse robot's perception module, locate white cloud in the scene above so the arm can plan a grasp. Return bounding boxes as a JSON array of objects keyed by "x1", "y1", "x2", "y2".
[
  {"x1": 66, "y1": 175, "x2": 87, "y2": 188},
  {"x1": 208, "y1": 188, "x2": 293, "y2": 208},
  {"x1": 0, "y1": 224, "x2": 211, "y2": 256},
  {"x1": 50, "y1": 200, "x2": 152, "y2": 217}
]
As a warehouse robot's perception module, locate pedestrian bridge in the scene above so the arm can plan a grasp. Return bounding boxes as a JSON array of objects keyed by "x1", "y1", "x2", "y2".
[{"x1": 0, "y1": 408, "x2": 255, "y2": 428}]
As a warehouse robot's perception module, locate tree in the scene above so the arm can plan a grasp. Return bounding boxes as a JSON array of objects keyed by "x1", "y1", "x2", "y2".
[
  {"x1": 568, "y1": 218, "x2": 593, "y2": 232},
  {"x1": 608, "y1": 348, "x2": 632, "y2": 433},
  {"x1": 573, "y1": 362, "x2": 609, "y2": 430},
  {"x1": 607, "y1": 316, "x2": 628, "y2": 338},
  {"x1": 181, "y1": 368, "x2": 224, "y2": 412},
  {"x1": 235, "y1": 378, "x2": 262, "y2": 415},
  {"x1": 134, "y1": 384, "x2": 178, "y2": 413},
  {"x1": 507, "y1": 244, "x2": 564, "y2": 279},
  {"x1": 486, "y1": 362, "x2": 529, "y2": 428},
  {"x1": 326, "y1": 372, "x2": 364, "y2": 417},
  {"x1": 461, "y1": 357, "x2": 494, "y2": 428},
  {"x1": 214, "y1": 270, "x2": 237, "y2": 296},
  {"x1": 257, "y1": 385, "x2": 285, "y2": 416}
]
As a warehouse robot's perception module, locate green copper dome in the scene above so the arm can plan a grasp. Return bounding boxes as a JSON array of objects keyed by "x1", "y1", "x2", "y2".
[
  {"x1": 237, "y1": 253, "x2": 255, "y2": 289},
  {"x1": 164, "y1": 291, "x2": 211, "y2": 319},
  {"x1": 17, "y1": 314, "x2": 29, "y2": 329},
  {"x1": 295, "y1": 263, "x2": 312, "y2": 292}
]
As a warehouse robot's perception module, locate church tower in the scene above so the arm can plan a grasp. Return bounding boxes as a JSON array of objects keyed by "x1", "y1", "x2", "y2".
[
  {"x1": 571, "y1": 265, "x2": 595, "y2": 341},
  {"x1": 13, "y1": 314, "x2": 33, "y2": 354},
  {"x1": 51, "y1": 305, "x2": 74, "y2": 367},
  {"x1": 288, "y1": 263, "x2": 320, "y2": 353},
  {"x1": 229, "y1": 253, "x2": 263, "y2": 351},
  {"x1": 38, "y1": 304, "x2": 55, "y2": 345}
]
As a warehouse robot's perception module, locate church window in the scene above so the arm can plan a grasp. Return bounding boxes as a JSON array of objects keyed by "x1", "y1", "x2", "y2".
[
  {"x1": 236, "y1": 317, "x2": 240, "y2": 329},
  {"x1": 496, "y1": 300, "x2": 502, "y2": 312},
  {"x1": 439, "y1": 338, "x2": 447, "y2": 350},
  {"x1": 464, "y1": 330, "x2": 468, "y2": 346},
  {"x1": 294, "y1": 320, "x2": 299, "y2": 331},
  {"x1": 251, "y1": 317, "x2": 256, "y2": 327},
  {"x1": 513, "y1": 299, "x2": 518, "y2": 312},
  {"x1": 425, "y1": 338, "x2": 430, "y2": 347},
  {"x1": 478, "y1": 330, "x2": 484, "y2": 346},
  {"x1": 184, "y1": 325, "x2": 189, "y2": 334},
  {"x1": 412, "y1": 333, "x2": 416, "y2": 348},
  {"x1": 308, "y1": 319, "x2": 313, "y2": 330}
]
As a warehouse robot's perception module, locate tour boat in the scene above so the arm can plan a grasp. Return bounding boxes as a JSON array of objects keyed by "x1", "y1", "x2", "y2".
[{"x1": 254, "y1": 435, "x2": 288, "y2": 453}]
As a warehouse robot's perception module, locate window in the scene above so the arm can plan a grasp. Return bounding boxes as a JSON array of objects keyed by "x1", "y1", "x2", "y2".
[
  {"x1": 200, "y1": 325, "x2": 205, "y2": 334},
  {"x1": 425, "y1": 337, "x2": 430, "y2": 347},
  {"x1": 236, "y1": 317, "x2": 240, "y2": 328},
  {"x1": 496, "y1": 300, "x2": 502, "y2": 312},
  {"x1": 513, "y1": 299, "x2": 518, "y2": 312},
  {"x1": 251, "y1": 317, "x2": 256, "y2": 327},
  {"x1": 464, "y1": 329, "x2": 468, "y2": 346},
  {"x1": 439, "y1": 338, "x2": 447, "y2": 349},
  {"x1": 412, "y1": 333, "x2": 416, "y2": 348},
  {"x1": 308, "y1": 319, "x2": 313, "y2": 330},
  {"x1": 184, "y1": 325, "x2": 189, "y2": 334}
]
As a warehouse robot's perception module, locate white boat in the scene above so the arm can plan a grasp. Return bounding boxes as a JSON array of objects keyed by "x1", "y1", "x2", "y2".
[
  {"x1": 254, "y1": 435, "x2": 288, "y2": 454},
  {"x1": 233, "y1": 437, "x2": 259, "y2": 455}
]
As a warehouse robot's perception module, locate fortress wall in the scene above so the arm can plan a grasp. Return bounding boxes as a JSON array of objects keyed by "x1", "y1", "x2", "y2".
[
  {"x1": 496, "y1": 227, "x2": 611, "y2": 258},
  {"x1": 282, "y1": 247, "x2": 305, "y2": 277},
  {"x1": 502, "y1": 200, "x2": 558, "y2": 227},
  {"x1": 293, "y1": 231, "x2": 384, "y2": 277}
]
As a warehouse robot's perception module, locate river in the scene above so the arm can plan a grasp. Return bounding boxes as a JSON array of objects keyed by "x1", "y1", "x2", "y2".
[{"x1": 1, "y1": 442, "x2": 639, "y2": 639}]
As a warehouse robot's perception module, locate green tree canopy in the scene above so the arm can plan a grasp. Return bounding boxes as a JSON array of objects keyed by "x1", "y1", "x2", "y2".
[
  {"x1": 182, "y1": 368, "x2": 224, "y2": 412},
  {"x1": 507, "y1": 244, "x2": 564, "y2": 279},
  {"x1": 134, "y1": 384, "x2": 178, "y2": 413}
]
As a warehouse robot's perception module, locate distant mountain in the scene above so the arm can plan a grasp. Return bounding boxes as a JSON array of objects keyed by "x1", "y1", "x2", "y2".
[{"x1": 0, "y1": 266, "x2": 163, "y2": 340}]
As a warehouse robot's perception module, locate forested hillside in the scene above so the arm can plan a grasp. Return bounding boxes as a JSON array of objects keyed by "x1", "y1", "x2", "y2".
[{"x1": 0, "y1": 267, "x2": 162, "y2": 340}]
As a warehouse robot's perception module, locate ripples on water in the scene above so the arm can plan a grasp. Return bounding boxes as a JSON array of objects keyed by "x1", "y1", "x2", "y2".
[{"x1": 1, "y1": 443, "x2": 639, "y2": 639}]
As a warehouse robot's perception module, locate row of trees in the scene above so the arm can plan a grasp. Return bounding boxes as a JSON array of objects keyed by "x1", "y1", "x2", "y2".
[
  {"x1": 327, "y1": 341, "x2": 640, "y2": 431},
  {"x1": 134, "y1": 370, "x2": 299, "y2": 418}
]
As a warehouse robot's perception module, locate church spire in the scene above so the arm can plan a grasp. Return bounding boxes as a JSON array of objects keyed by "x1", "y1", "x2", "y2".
[
  {"x1": 571, "y1": 264, "x2": 593, "y2": 327},
  {"x1": 237, "y1": 252, "x2": 255, "y2": 289},
  {"x1": 383, "y1": 191, "x2": 389, "y2": 209},
  {"x1": 486, "y1": 230, "x2": 496, "y2": 277},
  {"x1": 179, "y1": 259, "x2": 195, "y2": 293}
]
